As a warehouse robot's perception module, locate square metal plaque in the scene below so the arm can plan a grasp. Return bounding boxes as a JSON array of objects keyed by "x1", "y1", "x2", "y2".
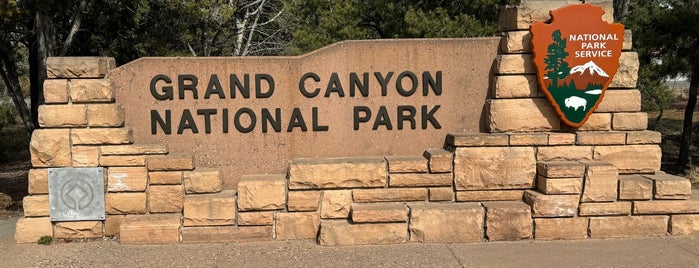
[{"x1": 48, "y1": 167, "x2": 105, "y2": 221}]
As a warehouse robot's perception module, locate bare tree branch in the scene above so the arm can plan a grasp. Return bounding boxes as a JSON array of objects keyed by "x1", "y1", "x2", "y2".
[{"x1": 59, "y1": 0, "x2": 89, "y2": 56}]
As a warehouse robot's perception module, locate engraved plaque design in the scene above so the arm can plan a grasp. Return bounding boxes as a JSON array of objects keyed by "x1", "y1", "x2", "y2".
[{"x1": 49, "y1": 167, "x2": 105, "y2": 221}]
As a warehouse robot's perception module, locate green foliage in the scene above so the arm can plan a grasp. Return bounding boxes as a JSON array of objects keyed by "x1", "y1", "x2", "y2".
[
  {"x1": 283, "y1": 0, "x2": 519, "y2": 55},
  {"x1": 0, "y1": 97, "x2": 28, "y2": 162},
  {"x1": 544, "y1": 30, "x2": 570, "y2": 89},
  {"x1": 37, "y1": 235, "x2": 53, "y2": 245}
]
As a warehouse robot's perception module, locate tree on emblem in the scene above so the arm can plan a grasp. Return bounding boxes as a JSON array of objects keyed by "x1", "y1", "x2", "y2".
[{"x1": 544, "y1": 30, "x2": 570, "y2": 89}]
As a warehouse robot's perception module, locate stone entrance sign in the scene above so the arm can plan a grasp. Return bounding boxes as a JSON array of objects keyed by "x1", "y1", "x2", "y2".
[{"x1": 109, "y1": 38, "x2": 499, "y2": 188}]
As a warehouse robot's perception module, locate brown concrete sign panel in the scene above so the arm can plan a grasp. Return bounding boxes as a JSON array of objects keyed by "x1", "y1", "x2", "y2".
[{"x1": 108, "y1": 38, "x2": 499, "y2": 188}]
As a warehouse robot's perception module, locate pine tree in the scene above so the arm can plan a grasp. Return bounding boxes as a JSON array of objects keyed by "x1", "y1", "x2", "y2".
[{"x1": 543, "y1": 30, "x2": 570, "y2": 89}]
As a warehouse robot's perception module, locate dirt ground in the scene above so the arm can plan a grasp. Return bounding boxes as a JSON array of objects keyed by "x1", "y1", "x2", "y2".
[{"x1": 0, "y1": 160, "x2": 28, "y2": 220}]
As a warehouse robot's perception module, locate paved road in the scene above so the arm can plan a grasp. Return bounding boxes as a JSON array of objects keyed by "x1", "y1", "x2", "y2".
[{"x1": 1, "y1": 217, "x2": 698, "y2": 267}]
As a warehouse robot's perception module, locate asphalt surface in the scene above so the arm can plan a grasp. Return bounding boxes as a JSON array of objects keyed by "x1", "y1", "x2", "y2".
[{"x1": 1, "y1": 217, "x2": 698, "y2": 267}]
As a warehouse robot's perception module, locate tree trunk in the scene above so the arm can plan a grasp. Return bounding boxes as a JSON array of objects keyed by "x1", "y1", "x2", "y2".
[
  {"x1": 0, "y1": 47, "x2": 35, "y2": 136},
  {"x1": 28, "y1": 11, "x2": 55, "y2": 128},
  {"x1": 678, "y1": 69, "x2": 698, "y2": 167}
]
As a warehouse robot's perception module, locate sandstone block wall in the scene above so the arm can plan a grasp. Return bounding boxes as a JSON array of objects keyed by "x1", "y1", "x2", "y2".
[{"x1": 16, "y1": 0, "x2": 699, "y2": 245}]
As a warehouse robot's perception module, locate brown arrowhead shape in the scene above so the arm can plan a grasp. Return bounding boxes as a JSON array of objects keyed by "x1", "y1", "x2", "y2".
[{"x1": 531, "y1": 3, "x2": 625, "y2": 127}]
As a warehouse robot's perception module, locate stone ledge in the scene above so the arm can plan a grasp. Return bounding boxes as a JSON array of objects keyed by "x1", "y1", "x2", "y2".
[
  {"x1": 47, "y1": 57, "x2": 116, "y2": 78},
  {"x1": 289, "y1": 157, "x2": 387, "y2": 190},
  {"x1": 101, "y1": 144, "x2": 169, "y2": 155},
  {"x1": 319, "y1": 220, "x2": 408, "y2": 246},
  {"x1": 119, "y1": 214, "x2": 181, "y2": 245}
]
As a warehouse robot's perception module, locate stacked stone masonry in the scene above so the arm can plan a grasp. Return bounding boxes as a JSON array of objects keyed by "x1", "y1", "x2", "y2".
[{"x1": 17, "y1": 0, "x2": 699, "y2": 245}]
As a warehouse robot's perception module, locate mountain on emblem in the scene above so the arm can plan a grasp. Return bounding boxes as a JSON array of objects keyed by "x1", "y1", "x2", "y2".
[
  {"x1": 560, "y1": 60, "x2": 610, "y2": 91},
  {"x1": 530, "y1": 3, "x2": 625, "y2": 127},
  {"x1": 570, "y1": 61, "x2": 609, "y2": 77}
]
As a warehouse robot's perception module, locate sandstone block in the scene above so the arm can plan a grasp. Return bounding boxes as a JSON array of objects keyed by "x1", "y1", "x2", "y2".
[
  {"x1": 537, "y1": 176, "x2": 582, "y2": 195},
  {"x1": 593, "y1": 145, "x2": 661, "y2": 174},
  {"x1": 626, "y1": 131, "x2": 662, "y2": 145},
  {"x1": 147, "y1": 155, "x2": 195, "y2": 171},
  {"x1": 105, "y1": 215, "x2": 125, "y2": 236},
  {"x1": 633, "y1": 200, "x2": 699, "y2": 214},
  {"x1": 446, "y1": 133, "x2": 509, "y2": 147},
  {"x1": 579, "y1": 202, "x2": 631, "y2": 216},
  {"x1": 523, "y1": 190, "x2": 579, "y2": 218},
  {"x1": 71, "y1": 128, "x2": 133, "y2": 145},
  {"x1": 624, "y1": 31, "x2": 637, "y2": 51},
  {"x1": 105, "y1": 192, "x2": 147, "y2": 214},
  {"x1": 71, "y1": 146, "x2": 100, "y2": 167},
  {"x1": 499, "y1": 0, "x2": 613, "y2": 30},
  {"x1": 38, "y1": 105, "x2": 87, "y2": 127},
  {"x1": 483, "y1": 201, "x2": 532, "y2": 241},
  {"x1": 500, "y1": 30, "x2": 531, "y2": 54},
  {"x1": 183, "y1": 169, "x2": 221, "y2": 194},
  {"x1": 289, "y1": 157, "x2": 387, "y2": 189},
  {"x1": 15, "y1": 217, "x2": 53, "y2": 243},
  {"x1": 30, "y1": 129, "x2": 71, "y2": 167},
  {"x1": 494, "y1": 54, "x2": 535, "y2": 74},
  {"x1": 609, "y1": 52, "x2": 639, "y2": 88},
  {"x1": 237, "y1": 174, "x2": 286, "y2": 211},
  {"x1": 537, "y1": 161, "x2": 586, "y2": 178},
  {"x1": 54, "y1": 221, "x2": 103, "y2": 239},
  {"x1": 508, "y1": 133, "x2": 549, "y2": 146},
  {"x1": 491, "y1": 75, "x2": 540, "y2": 99},
  {"x1": 287, "y1": 191, "x2": 322, "y2": 212},
  {"x1": 486, "y1": 99, "x2": 561, "y2": 132},
  {"x1": 184, "y1": 190, "x2": 236, "y2": 226},
  {"x1": 149, "y1": 171, "x2": 182, "y2": 185},
  {"x1": 28, "y1": 169, "x2": 49, "y2": 194},
  {"x1": 670, "y1": 215, "x2": 699, "y2": 235},
  {"x1": 596, "y1": 90, "x2": 641, "y2": 112},
  {"x1": 618, "y1": 175, "x2": 653, "y2": 200},
  {"x1": 101, "y1": 144, "x2": 169, "y2": 155},
  {"x1": 534, "y1": 218, "x2": 589, "y2": 240},
  {"x1": 107, "y1": 167, "x2": 147, "y2": 192},
  {"x1": 182, "y1": 226, "x2": 272, "y2": 243},
  {"x1": 275, "y1": 212, "x2": 320, "y2": 240},
  {"x1": 389, "y1": 173, "x2": 452, "y2": 187},
  {"x1": 576, "y1": 132, "x2": 626, "y2": 145},
  {"x1": 423, "y1": 149, "x2": 452, "y2": 173},
  {"x1": 46, "y1": 57, "x2": 115, "y2": 78},
  {"x1": 428, "y1": 187, "x2": 454, "y2": 201},
  {"x1": 589, "y1": 216, "x2": 668, "y2": 238},
  {"x1": 352, "y1": 188, "x2": 427, "y2": 203},
  {"x1": 43, "y1": 79, "x2": 69, "y2": 103},
  {"x1": 581, "y1": 161, "x2": 618, "y2": 202},
  {"x1": 385, "y1": 156, "x2": 428, "y2": 173},
  {"x1": 454, "y1": 147, "x2": 535, "y2": 190},
  {"x1": 320, "y1": 190, "x2": 352, "y2": 219},
  {"x1": 100, "y1": 155, "x2": 146, "y2": 166},
  {"x1": 548, "y1": 133, "x2": 576, "y2": 145},
  {"x1": 69, "y1": 79, "x2": 113, "y2": 102},
  {"x1": 149, "y1": 185, "x2": 184, "y2": 213},
  {"x1": 87, "y1": 104, "x2": 125, "y2": 127},
  {"x1": 577, "y1": 113, "x2": 611, "y2": 131},
  {"x1": 319, "y1": 221, "x2": 408, "y2": 246},
  {"x1": 23, "y1": 195, "x2": 49, "y2": 217},
  {"x1": 644, "y1": 173, "x2": 692, "y2": 200},
  {"x1": 612, "y1": 112, "x2": 648, "y2": 131},
  {"x1": 351, "y1": 203, "x2": 408, "y2": 223},
  {"x1": 237, "y1": 211, "x2": 274, "y2": 226},
  {"x1": 456, "y1": 190, "x2": 524, "y2": 202},
  {"x1": 408, "y1": 202, "x2": 484, "y2": 243},
  {"x1": 120, "y1": 214, "x2": 181, "y2": 245}
]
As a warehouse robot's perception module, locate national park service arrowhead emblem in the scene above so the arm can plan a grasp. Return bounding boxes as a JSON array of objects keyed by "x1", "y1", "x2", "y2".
[{"x1": 531, "y1": 3, "x2": 624, "y2": 127}]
